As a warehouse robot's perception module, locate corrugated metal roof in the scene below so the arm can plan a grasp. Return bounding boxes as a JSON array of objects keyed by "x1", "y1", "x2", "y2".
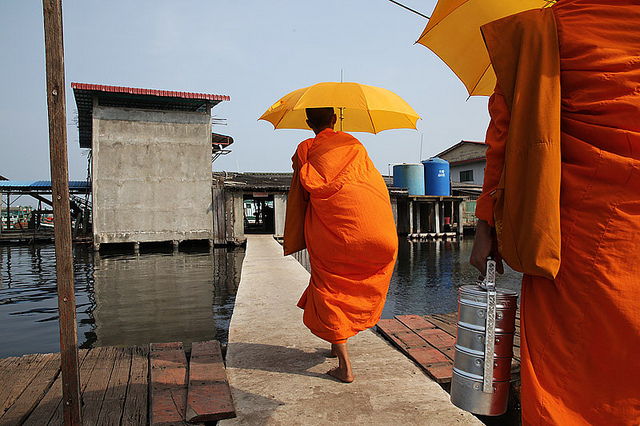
[
  {"x1": 71, "y1": 83, "x2": 230, "y2": 102},
  {"x1": 0, "y1": 180, "x2": 90, "y2": 192},
  {"x1": 435, "y1": 140, "x2": 486, "y2": 158},
  {"x1": 72, "y1": 82, "x2": 230, "y2": 148}
]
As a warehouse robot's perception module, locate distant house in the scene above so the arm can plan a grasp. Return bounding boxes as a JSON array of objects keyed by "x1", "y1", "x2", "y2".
[
  {"x1": 435, "y1": 140, "x2": 487, "y2": 186},
  {"x1": 435, "y1": 140, "x2": 486, "y2": 228}
]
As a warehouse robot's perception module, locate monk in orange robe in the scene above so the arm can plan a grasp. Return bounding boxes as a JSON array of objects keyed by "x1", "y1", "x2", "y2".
[
  {"x1": 471, "y1": 1, "x2": 640, "y2": 424},
  {"x1": 284, "y1": 107, "x2": 398, "y2": 382}
]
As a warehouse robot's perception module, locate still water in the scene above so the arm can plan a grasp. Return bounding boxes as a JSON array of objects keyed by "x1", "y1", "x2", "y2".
[
  {"x1": 0, "y1": 237, "x2": 521, "y2": 359},
  {"x1": 382, "y1": 238, "x2": 522, "y2": 319},
  {"x1": 0, "y1": 244, "x2": 243, "y2": 358}
]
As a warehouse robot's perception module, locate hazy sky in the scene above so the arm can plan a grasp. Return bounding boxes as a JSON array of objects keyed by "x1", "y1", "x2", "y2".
[{"x1": 0, "y1": 1, "x2": 490, "y2": 182}]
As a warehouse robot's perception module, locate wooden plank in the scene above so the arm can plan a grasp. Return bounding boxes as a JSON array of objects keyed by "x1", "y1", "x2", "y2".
[
  {"x1": 395, "y1": 315, "x2": 436, "y2": 331},
  {"x1": 22, "y1": 376, "x2": 62, "y2": 426},
  {"x1": 426, "y1": 315, "x2": 458, "y2": 337},
  {"x1": 0, "y1": 354, "x2": 60, "y2": 426},
  {"x1": 513, "y1": 345, "x2": 521, "y2": 362},
  {"x1": 121, "y1": 346, "x2": 149, "y2": 426},
  {"x1": 376, "y1": 319, "x2": 429, "y2": 351},
  {"x1": 0, "y1": 356, "x2": 20, "y2": 372},
  {"x1": 0, "y1": 354, "x2": 49, "y2": 415},
  {"x1": 23, "y1": 349, "x2": 88, "y2": 426},
  {"x1": 82, "y1": 347, "x2": 126, "y2": 425},
  {"x1": 378, "y1": 319, "x2": 454, "y2": 384},
  {"x1": 150, "y1": 342, "x2": 188, "y2": 426},
  {"x1": 433, "y1": 311, "x2": 458, "y2": 325},
  {"x1": 376, "y1": 318, "x2": 408, "y2": 335},
  {"x1": 186, "y1": 340, "x2": 236, "y2": 422},
  {"x1": 422, "y1": 362, "x2": 454, "y2": 383},
  {"x1": 405, "y1": 346, "x2": 449, "y2": 365},
  {"x1": 97, "y1": 347, "x2": 134, "y2": 426},
  {"x1": 439, "y1": 346, "x2": 456, "y2": 362},
  {"x1": 82, "y1": 347, "x2": 120, "y2": 425},
  {"x1": 415, "y1": 328, "x2": 456, "y2": 349},
  {"x1": 48, "y1": 347, "x2": 105, "y2": 425}
]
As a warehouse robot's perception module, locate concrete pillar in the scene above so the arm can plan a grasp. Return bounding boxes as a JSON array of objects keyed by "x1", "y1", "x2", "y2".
[
  {"x1": 396, "y1": 198, "x2": 411, "y2": 234},
  {"x1": 435, "y1": 200, "x2": 441, "y2": 233},
  {"x1": 409, "y1": 200, "x2": 414, "y2": 234},
  {"x1": 413, "y1": 202, "x2": 421, "y2": 234},
  {"x1": 5, "y1": 192, "x2": 10, "y2": 230},
  {"x1": 233, "y1": 192, "x2": 245, "y2": 242},
  {"x1": 457, "y1": 200, "x2": 464, "y2": 239},
  {"x1": 273, "y1": 193, "x2": 287, "y2": 237}
]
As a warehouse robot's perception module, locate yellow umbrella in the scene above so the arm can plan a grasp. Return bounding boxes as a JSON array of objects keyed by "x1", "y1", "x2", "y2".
[
  {"x1": 416, "y1": 0, "x2": 554, "y2": 96},
  {"x1": 259, "y1": 82, "x2": 420, "y2": 134}
]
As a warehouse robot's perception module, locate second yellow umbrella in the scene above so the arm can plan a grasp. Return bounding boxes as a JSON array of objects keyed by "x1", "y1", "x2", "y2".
[
  {"x1": 416, "y1": 0, "x2": 554, "y2": 96},
  {"x1": 259, "y1": 82, "x2": 420, "y2": 134}
]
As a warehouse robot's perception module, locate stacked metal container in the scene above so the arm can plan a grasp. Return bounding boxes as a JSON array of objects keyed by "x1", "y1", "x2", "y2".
[{"x1": 450, "y1": 259, "x2": 519, "y2": 416}]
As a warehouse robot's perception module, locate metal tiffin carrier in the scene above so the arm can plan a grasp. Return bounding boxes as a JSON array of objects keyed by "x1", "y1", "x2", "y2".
[{"x1": 450, "y1": 259, "x2": 519, "y2": 416}]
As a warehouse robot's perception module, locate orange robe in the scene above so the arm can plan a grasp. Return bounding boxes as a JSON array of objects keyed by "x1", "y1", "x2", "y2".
[
  {"x1": 284, "y1": 128, "x2": 398, "y2": 344},
  {"x1": 476, "y1": 1, "x2": 640, "y2": 424}
]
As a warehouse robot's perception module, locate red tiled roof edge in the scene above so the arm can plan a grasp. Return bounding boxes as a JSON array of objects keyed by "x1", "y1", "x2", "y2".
[{"x1": 71, "y1": 82, "x2": 230, "y2": 101}]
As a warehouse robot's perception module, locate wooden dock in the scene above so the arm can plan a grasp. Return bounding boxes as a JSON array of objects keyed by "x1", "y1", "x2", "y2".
[
  {"x1": 0, "y1": 340, "x2": 235, "y2": 425},
  {"x1": 0, "y1": 229, "x2": 55, "y2": 244},
  {"x1": 377, "y1": 310, "x2": 521, "y2": 391}
]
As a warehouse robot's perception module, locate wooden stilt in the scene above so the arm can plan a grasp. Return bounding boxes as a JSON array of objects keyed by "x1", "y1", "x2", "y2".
[{"x1": 42, "y1": 0, "x2": 81, "y2": 424}]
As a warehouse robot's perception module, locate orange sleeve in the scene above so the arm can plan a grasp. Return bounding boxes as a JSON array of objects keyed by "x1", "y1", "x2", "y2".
[
  {"x1": 283, "y1": 141, "x2": 311, "y2": 256},
  {"x1": 475, "y1": 83, "x2": 510, "y2": 226}
]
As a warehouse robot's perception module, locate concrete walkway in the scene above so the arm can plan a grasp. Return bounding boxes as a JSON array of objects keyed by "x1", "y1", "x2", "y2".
[{"x1": 220, "y1": 235, "x2": 481, "y2": 426}]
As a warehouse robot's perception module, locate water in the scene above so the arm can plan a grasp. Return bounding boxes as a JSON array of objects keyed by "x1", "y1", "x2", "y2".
[
  {"x1": 293, "y1": 237, "x2": 522, "y2": 319},
  {"x1": 383, "y1": 238, "x2": 522, "y2": 318},
  {"x1": 0, "y1": 244, "x2": 244, "y2": 358},
  {"x1": 0, "y1": 237, "x2": 521, "y2": 359}
]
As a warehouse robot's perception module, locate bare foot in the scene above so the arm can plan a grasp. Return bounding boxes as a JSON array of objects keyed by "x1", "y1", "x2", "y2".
[{"x1": 327, "y1": 366, "x2": 354, "y2": 383}]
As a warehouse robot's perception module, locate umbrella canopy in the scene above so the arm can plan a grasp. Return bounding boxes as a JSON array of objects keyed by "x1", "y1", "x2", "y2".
[
  {"x1": 417, "y1": 0, "x2": 553, "y2": 96},
  {"x1": 259, "y1": 82, "x2": 420, "y2": 134}
]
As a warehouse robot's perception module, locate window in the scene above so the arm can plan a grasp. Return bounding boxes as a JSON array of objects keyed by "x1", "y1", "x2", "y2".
[{"x1": 460, "y1": 170, "x2": 474, "y2": 182}]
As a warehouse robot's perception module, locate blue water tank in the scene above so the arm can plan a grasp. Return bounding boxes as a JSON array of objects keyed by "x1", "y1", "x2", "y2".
[
  {"x1": 393, "y1": 163, "x2": 425, "y2": 196},
  {"x1": 422, "y1": 157, "x2": 450, "y2": 196}
]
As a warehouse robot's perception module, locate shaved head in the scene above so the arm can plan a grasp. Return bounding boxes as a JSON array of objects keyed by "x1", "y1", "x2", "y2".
[{"x1": 306, "y1": 107, "x2": 335, "y2": 129}]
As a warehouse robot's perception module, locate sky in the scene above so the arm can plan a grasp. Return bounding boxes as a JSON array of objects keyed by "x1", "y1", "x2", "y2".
[{"x1": 0, "y1": 0, "x2": 490, "y2": 183}]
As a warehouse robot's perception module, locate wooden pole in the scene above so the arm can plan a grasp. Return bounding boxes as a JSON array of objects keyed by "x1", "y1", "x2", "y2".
[{"x1": 42, "y1": 0, "x2": 81, "y2": 424}]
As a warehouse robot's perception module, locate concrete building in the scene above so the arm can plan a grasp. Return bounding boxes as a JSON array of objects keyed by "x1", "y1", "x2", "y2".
[
  {"x1": 72, "y1": 83, "x2": 230, "y2": 250},
  {"x1": 436, "y1": 140, "x2": 487, "y2": 186},
  {"x1": 212, "y1": 172, "x2": 291, "y2": 246},
  {"x1": 214, "y1": 172, "x2": 467, "y2": 243}
]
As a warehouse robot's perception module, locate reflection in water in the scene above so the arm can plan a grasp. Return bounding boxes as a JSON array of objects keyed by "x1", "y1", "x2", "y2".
[
  {"x1": 0, "y1": 244, "x2": 244, "y2": 358},
  {"x1": 1, "y1": 237, "x2": 519, "y2": 358},
  {"x1": 382, "y1": 238, "x2": 522, "y2": 318}
]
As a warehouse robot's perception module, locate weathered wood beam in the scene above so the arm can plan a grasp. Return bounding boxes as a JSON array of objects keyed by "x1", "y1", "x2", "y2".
[{"x1": 42, "y1": 0, "x2": 81, "y2": 424}]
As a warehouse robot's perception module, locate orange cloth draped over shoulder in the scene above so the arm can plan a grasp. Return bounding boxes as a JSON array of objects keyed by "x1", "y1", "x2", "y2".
[
  {"x1": 477, "y1": 1, "x2": 640, "y2": 424},
  {"x1": 284, "y1": 128, "x2": 398, "y2": 344}
]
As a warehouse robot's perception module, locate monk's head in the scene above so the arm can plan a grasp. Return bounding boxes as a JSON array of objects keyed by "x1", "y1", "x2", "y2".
[{"x1": 306, "y1": 107, "x2": 337, "y2": 135}]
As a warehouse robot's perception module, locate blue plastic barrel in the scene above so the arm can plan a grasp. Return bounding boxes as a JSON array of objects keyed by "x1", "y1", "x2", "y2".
[
  {"x1": 422, "y1": 157, "x2": 450, "y2": 196},
  {"x1": 393, "y1": 164, "x2": 425, "y2": 196}
]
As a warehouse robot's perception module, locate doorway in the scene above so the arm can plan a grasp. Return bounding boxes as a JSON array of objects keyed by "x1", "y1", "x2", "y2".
[{"x1": 243, "y1": 194, "x2": 275, "y2": 234}]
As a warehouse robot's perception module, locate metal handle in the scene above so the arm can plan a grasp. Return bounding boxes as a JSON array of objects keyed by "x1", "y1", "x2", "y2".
[{"x1": 483, "y1": 258, "x2": 497, "y2": 393}]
